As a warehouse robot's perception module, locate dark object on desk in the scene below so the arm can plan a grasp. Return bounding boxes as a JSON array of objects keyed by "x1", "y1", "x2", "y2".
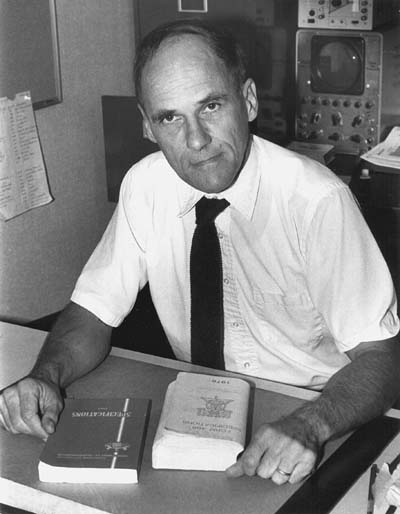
[
  {"x1": 276, "y1": 416, "x2": 400, "y2": 514},
  {"x1": 102, "y1": 95, "x2": 158, "y2": 202},
  {"x1": 367, "y1": 464, "x2": 378, "y2": 514},
  {"x1": 352, "y1": 162, "x2": 400, "y2": 210},
  {"x1": 329, "y1": 152, "x2": 360, "y2": 178}
]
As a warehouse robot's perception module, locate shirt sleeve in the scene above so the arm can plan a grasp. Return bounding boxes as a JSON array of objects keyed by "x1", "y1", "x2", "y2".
[
  {"x1": 71, "y1": 174, "x2": 148, "y2": 327},
  {"x1": 304, "y1": 185, "x2": 399, "y2": 351}
]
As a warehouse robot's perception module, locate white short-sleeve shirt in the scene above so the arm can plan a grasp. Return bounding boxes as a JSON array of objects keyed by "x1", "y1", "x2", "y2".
[{"x1": 71, "y1": 136, "x2": 399, "y2": 389}]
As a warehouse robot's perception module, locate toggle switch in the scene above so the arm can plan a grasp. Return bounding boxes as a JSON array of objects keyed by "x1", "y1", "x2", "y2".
[
  {"x1": 331, "y1": 112, "x2": 343, "y2": 126},
  {"x1": 352, "y1": 115, "x2": 364, "y2": 127},
  {"x1": 310, "y1": 112, "x2": 321, "y2": 124}
]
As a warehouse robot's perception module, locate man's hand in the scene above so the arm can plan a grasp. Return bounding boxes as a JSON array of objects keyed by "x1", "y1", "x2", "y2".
[
  {"x1": 226, "y1": 414, "x2": 321, "y2": 485},
  {"x1": 0, "y1": 303, "x2": 113, "y2": 441},
  {"x1": 0, "y1": 377, "x2": 63, "y2": 440},
  {"x1": 227, "y1": 338, "x2": 400, "y2": 485}
]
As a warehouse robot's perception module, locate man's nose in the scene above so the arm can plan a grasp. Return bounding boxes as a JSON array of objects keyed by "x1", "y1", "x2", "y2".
[{"x1": 185, "y1": 117, "x2": 211, "y2": 151}]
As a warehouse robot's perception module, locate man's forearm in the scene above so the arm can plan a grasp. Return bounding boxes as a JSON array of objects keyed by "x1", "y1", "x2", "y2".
[
  {"x1": 30, "y1": 302, "x2": 113, "y2": 389},
  {"x1": 291, "y1": 339, "x2": 400, "y2": 445}
]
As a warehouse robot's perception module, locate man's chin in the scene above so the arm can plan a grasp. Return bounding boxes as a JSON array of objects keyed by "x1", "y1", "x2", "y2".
[
  {"x1": 194, "y1": 181, "x2": 232, "y2": 194},
  {"x1": 190, "y1": 169, "x2": 239, "y2": 194}
]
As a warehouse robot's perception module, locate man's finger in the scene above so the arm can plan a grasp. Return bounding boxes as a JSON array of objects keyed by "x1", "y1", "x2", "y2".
[
  {"x1": 255, "y1": 452, "x2": 280, "y2": 479},
  {"x1": 19, "y1": 408, "x2": 49, "y2": 439},
  {"x1": 225, "y1": 459, "x2": 245, "y2": 477},
  {"x1": 17, "y1": 384, "x2": 51, "y2": 439},
  {"x1": 236, "y1": 437, "x2": 268, "y2": 476},
  {"x1": 271, "y1": 467, "x2": 292, "y2": 485},
  {"x1": 288, "y1": 449, "x2": 317, "y2": 484},
  {"x1": 1, "y1": 388, "x2": 30, "y2": 434},
  {"x1": 226, "y1": 439, "x2": 266, "y2": 478},
  {"x1": 41, "y1": 405, "x2": 60, "y2": 435},
  {"x1": 0, "y1": 397, "x2": 12, "y2": 432}
]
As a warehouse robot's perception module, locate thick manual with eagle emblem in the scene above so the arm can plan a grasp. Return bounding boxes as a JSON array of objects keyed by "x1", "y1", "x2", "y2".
[
  {"x1": 38, "y1": 397, "x2": 151, "y2": 483},
  {"x1": 152, "y1": 372, "x2": 250, "y2": 471}
]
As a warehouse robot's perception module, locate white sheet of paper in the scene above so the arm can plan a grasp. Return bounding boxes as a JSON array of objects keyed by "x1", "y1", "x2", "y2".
[
  {"x1": 362, "y1": 126, "x2": 400, "y2": 171},
  {"x1": 373, "y1": 463, "x2": 400, "y2": 514},
  {"x1": 0, "y1": 91, "x2": 53, "y2": 220}
]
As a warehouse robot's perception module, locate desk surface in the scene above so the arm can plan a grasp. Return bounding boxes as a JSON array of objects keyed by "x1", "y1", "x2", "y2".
[{"x1": 1, "y1": 321, "x2": 399, "y2": 514}]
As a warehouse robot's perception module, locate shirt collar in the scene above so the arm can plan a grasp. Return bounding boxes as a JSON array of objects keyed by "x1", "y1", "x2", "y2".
[{"x1": 177, "y1": 136, "x2": 260, "y2": 220}]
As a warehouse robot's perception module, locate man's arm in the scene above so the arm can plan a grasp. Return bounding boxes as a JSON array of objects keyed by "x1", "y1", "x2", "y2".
[
  {"x1": 0, "y1": 302, "x2": 113, "y2": 439},
  {"x1": 226, "y1": 335, "x2": 400, "y2": 484}
]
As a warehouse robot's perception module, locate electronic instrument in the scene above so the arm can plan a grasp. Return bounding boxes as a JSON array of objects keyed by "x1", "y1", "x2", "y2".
[
  {"x1": 298, "y1": 0, "x2": 396, "y2": 31},
  {"x1": 295, "y1": 29, "x2": 383, "y2": 154}
]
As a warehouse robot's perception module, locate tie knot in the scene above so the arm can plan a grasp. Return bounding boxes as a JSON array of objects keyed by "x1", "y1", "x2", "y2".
[{"x1": 195, "y1": 197, "x2": 230, "y2": 226}]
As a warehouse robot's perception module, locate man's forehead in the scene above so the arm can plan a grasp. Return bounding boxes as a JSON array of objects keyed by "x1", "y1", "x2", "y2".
[
  {"x1": 142, "y1": 37, "x2": 231, "y2": 96},
  {"x1": 144, "y1": 34, "x2": 220, "y2": 76},
  {"x1": 156, "y1": 33, "x2": 212, "y2": 56}
]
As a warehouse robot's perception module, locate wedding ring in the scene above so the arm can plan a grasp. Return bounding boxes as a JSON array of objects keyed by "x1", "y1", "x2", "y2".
[{"x1": 276, "y1": 468, "x2": 291, "y2": 477}]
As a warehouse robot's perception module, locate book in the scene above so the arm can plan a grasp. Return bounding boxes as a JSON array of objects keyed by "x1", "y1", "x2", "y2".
[
  {"x1": 152, "y1": 372, "x2": 250, "y2": 471},
  {"x1": 38, "y1": 397, "x2": 151, "y2": 484},
  {"x1": 287, "y1": 141, "x2": 336, "y2": 165}
]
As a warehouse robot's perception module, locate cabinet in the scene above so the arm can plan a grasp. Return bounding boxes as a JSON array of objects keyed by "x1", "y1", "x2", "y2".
[{"x1": 350, "y1": 166, "x2": 400, "y2": 306}]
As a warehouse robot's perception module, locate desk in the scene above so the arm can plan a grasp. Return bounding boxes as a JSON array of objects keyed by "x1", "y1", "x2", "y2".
[{"x1": 1, "y1": 322, "x2": 400, "y2": 514}]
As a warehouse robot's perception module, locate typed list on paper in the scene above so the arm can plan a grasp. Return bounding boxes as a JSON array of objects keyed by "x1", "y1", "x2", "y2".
[{"x1": 0, "y1": 91, "x2": 52, "y2": 221}]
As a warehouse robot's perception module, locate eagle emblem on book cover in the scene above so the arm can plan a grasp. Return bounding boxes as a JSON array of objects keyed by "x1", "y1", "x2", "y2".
[
  {"x1": 105, "y1": 442, "x2": 130, "y2": 451},
  {"x1": 198, "y1": 396, "x2": 233, "y2": 418}
]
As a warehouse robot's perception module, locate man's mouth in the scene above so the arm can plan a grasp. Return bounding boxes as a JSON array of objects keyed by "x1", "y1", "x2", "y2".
[{"x1": 190, "y1": 154, "x2": 221, "y2": 168}]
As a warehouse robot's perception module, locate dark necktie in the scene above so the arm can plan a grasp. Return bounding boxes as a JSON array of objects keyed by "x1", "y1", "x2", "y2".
[{"x1": 190, "y1": 196, "x2": 230, "y2": 369}]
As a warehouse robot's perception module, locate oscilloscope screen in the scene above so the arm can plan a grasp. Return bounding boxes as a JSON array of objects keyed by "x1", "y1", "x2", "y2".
[{"x1": 310, "y1": 35, "x2": 365, "y2": 95}]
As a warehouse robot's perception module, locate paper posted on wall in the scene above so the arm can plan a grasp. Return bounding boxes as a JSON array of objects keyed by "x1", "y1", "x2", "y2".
[
  {"x1": 361, "y1": 126, "x2": 400, "y2": 171},
  {"x1": 0, "y1": 91, "x2": 53, "y2": 221}
]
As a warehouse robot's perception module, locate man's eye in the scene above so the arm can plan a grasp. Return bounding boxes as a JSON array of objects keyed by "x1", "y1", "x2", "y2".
[
  {"x1": 161, "y1": 114, "x2": 177, "y2": 124},
  {"x1": 204, "y1": 102, "x2": 220, "y2": 113}
]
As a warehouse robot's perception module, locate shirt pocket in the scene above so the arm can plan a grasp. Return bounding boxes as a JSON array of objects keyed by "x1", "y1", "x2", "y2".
[{"x1": 253, "y1": 288, "x2": 324, "y2": 349}]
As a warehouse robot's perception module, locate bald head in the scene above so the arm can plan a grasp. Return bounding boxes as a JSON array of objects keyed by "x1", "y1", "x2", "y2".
[{"x1": 134, "y1": 19, "x2": 247, "y2": 107}]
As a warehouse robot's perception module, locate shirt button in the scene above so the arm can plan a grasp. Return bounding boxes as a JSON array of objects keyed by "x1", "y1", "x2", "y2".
[
  {"x1": 218, "y1": 233, "x2": 224, "y2": 239},
  {"x1": 223, "y1": 278, "x2": 230, "y2": 284},
  {"x1": 233, "y1": 321, "x2": 240, "y2": 328},
  {"x1": 243, "y1": 362, "x2": 251, "y2": 369}
]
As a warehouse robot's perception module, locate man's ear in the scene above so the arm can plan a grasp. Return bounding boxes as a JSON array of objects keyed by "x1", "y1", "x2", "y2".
[
  {"x1": 242, "y1": 78, "x2": 258, "y2": 123},
  {"x1": 138, "y1": 103, "x2": 157, "y2": 143}
]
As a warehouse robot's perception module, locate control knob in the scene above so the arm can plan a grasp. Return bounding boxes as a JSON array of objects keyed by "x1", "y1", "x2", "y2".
[
  {"x1": 308, "y1": 129, "x2": 324, "y2": 139},
  {"x1": 331, "y1": 112, "x2": 343, "y2": 126},
  {"x1": 350, "y1": 134, "x2": 364, "y2": 144},
  {"x1": 352, "y1": 115, "x2": 364, "y2": 127},
  {"x1": 310, "y1": 112, "x2": 321, "y2": 124}
]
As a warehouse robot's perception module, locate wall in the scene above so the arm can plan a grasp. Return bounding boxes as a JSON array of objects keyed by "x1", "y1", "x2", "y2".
[{"x1": 0, "y1": 0, "x2": 135, "y2": 323}]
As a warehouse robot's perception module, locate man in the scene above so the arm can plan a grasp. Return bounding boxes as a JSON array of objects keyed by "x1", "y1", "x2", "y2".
[{"x1": 1, "y1": 20, "x2": 399, "y2": 486}]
